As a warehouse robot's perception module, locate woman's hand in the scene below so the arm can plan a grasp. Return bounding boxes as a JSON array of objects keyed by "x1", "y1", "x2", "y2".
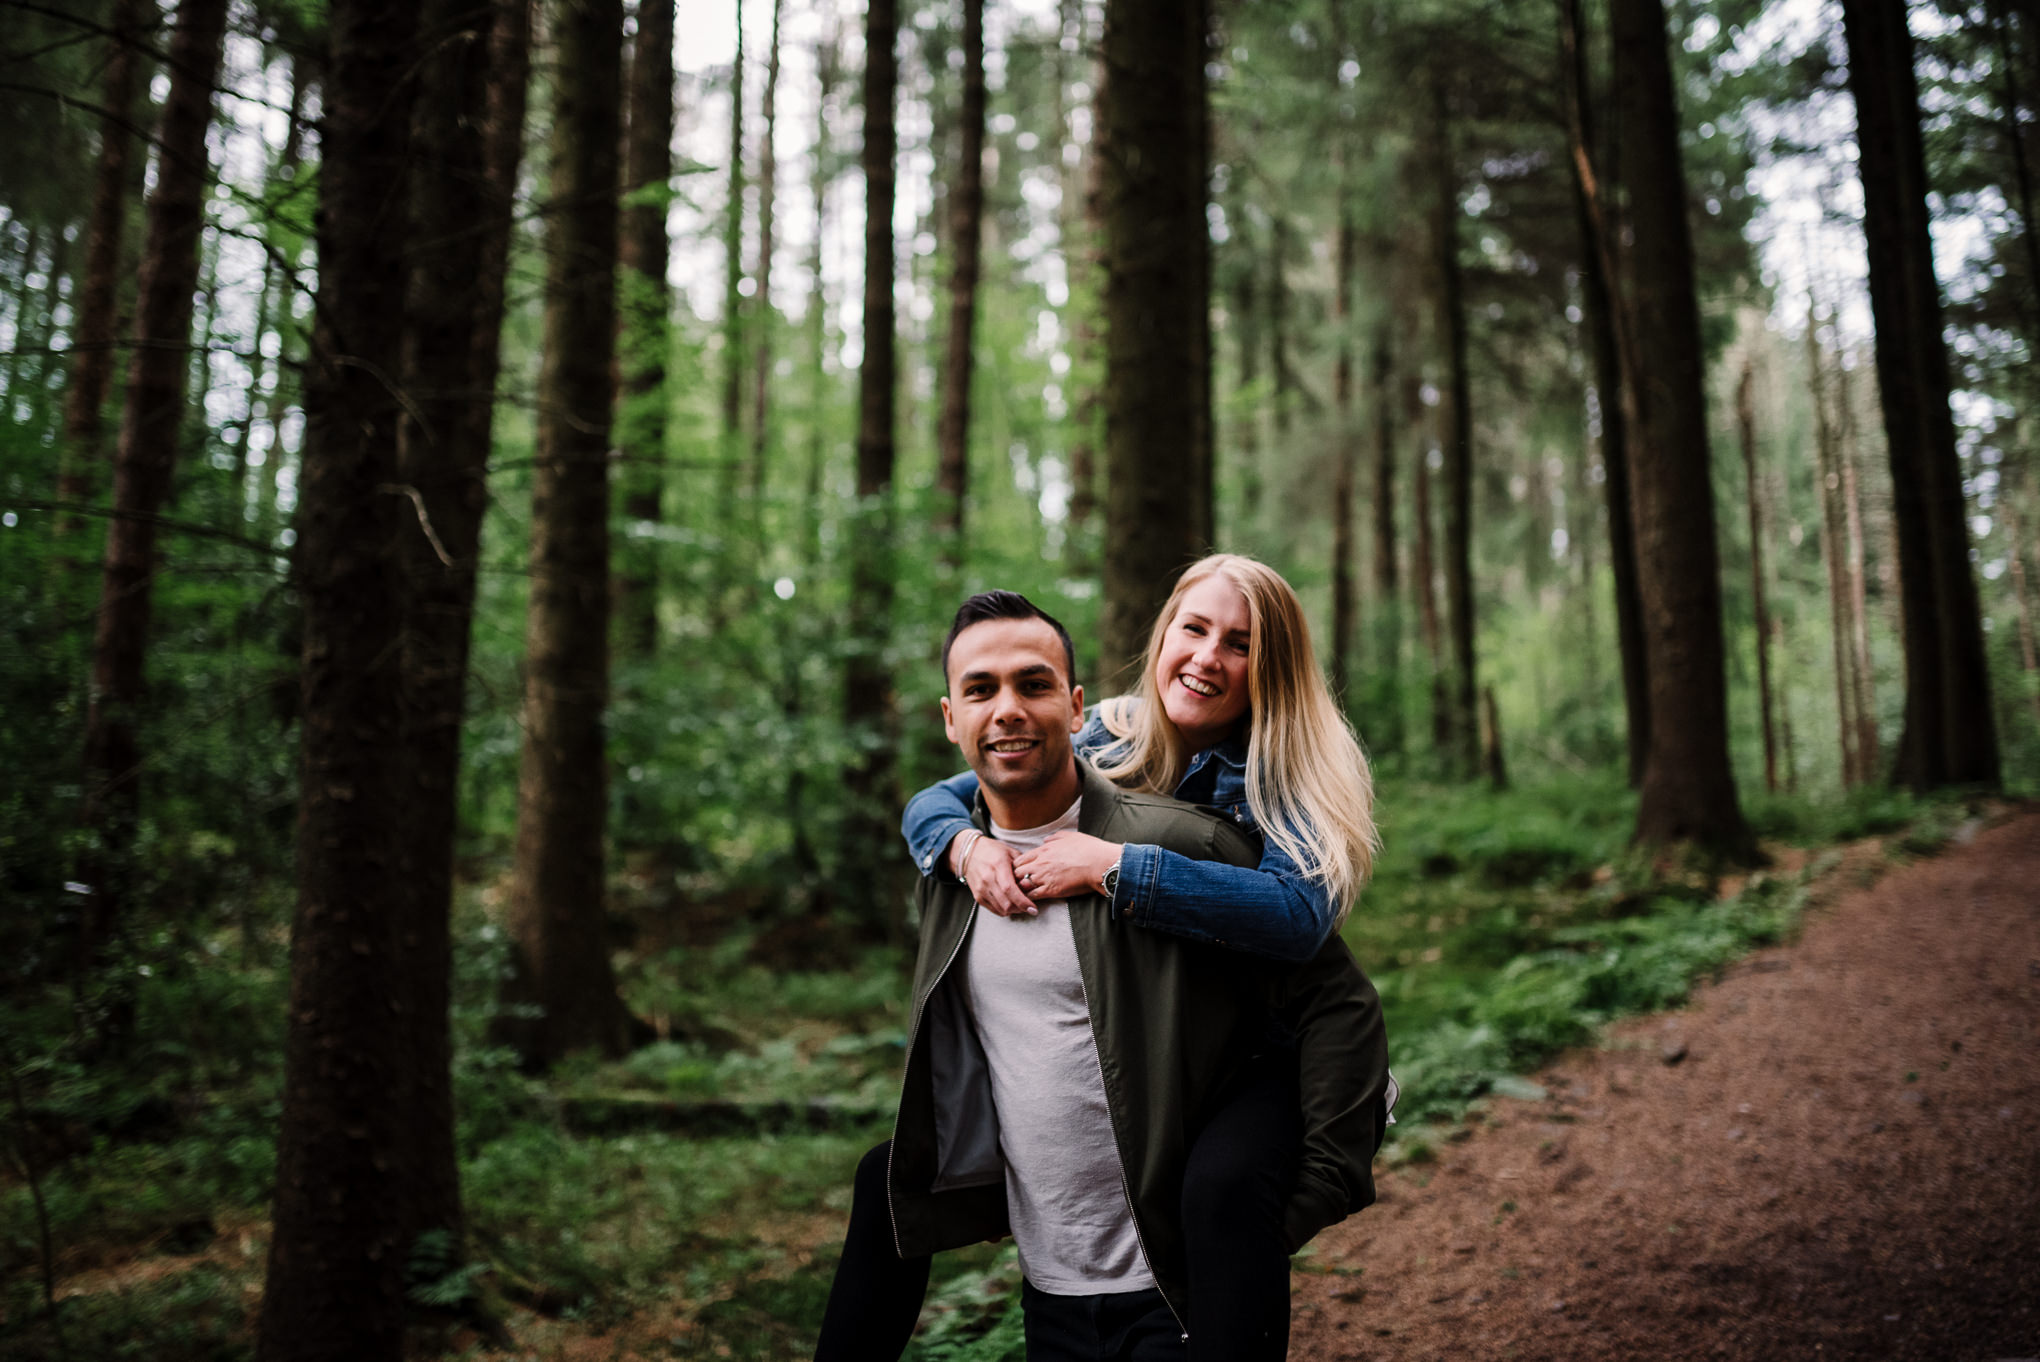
[
  {"x1": 949, "y1": 831, "x2": 1038, "y2": 917},
  {"x1": 1011, "y1": 831, "x2": 1123, "y2": 902}
]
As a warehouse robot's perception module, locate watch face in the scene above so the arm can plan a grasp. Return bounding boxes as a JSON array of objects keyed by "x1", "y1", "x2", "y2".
[{"x1": 1102, "y1": 868, "x2": 1118, "y2": 896}]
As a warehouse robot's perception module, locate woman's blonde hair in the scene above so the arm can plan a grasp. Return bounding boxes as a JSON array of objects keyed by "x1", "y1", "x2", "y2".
[{"x1": 1092, "y1": 554, "x2": 1379, "y2": 924}]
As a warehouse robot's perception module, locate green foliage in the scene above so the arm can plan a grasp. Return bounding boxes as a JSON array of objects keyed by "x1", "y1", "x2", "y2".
[
  {"x1": 906, "y1": 1247, "x2": 1027, "y2": 1362},
  {"x1": 0, "y1": 1264, "x2": 250, "y2": 1362}
]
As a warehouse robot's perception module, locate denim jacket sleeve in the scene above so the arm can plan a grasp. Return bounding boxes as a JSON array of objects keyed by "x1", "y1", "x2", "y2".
[
  {"x1": 1110, "y1": 821, "x2": 1341, "y2": 964},
  {"x1": 901, "y1": 769, "x2": 984, "y2": 880}
]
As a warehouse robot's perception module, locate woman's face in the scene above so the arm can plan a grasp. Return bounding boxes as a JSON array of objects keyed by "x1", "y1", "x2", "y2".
[{"x1": 1153, "y1": 574, "x2": 1253, "y2": 750}]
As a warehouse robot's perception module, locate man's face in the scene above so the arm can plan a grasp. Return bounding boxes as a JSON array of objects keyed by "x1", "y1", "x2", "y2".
[{"x1": 941, "y1": 617, "x2": 1086, "y2": 803}]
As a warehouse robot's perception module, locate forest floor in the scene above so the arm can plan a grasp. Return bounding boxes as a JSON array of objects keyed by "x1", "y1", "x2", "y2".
[
  {"x1": 1287, "y1": 808, "x2": 2040, "y2": 1362},
  {"x1": 14, "y1": 797, "x2": 2037, "y2": 1362}
]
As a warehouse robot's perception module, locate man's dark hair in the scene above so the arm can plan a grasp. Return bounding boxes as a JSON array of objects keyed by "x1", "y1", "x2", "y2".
[{"x1": 941, "y1": 590, "x2": 1077, "y2": 686}]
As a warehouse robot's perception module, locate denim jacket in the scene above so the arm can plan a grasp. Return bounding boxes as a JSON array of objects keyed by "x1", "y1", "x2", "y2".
[{"x1": 899, "y1": 709, "x2": 1341, "y2": 963}]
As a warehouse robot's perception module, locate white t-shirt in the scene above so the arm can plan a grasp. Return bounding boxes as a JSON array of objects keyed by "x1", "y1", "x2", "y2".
[{"x1": 964, "y1": 799, "x2": 1153, "y2": 1295}]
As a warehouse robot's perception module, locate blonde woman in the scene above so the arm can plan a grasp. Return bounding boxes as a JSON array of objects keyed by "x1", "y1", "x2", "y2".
[{"x1": 897, "y1": 554, "x2": 1385, "y2": 1361}]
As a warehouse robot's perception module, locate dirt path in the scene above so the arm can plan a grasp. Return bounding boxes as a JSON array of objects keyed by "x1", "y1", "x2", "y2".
[{"x1": 1289, "y1": 810, "x2": 2040, "y2": 1362}]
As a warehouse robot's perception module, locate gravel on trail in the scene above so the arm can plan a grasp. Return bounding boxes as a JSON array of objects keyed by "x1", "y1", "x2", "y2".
[{"x1": 1289, "y1": 810, "x2": 2040, "y2": 1362}]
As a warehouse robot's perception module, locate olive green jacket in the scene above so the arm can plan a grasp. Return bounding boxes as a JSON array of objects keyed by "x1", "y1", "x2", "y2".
[{"x1": 883, "y1": 760, "x2": 1393, "y2": 1321}]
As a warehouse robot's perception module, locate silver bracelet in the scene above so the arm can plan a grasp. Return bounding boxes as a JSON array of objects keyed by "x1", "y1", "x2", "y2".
[{"x1": 955, "y1": 830, "x2": 985, "y2": 878}]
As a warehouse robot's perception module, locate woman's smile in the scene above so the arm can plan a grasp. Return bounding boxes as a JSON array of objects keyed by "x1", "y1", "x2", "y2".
[{"x1": 1154, "y1": 575, "x2": 1252, "y2": 748}]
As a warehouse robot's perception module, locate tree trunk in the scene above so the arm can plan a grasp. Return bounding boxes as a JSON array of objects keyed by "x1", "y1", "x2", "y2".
[
  {"x1": 77, "y1": 0, "x2": 231, "y2": 961},
  {"x1": 614, "y1": 0, "x2": 675, "y2": 656},
  {"x1": 1987, "y1": 0, "x2": 2040, "y2": 343},
  {"x1": 389, "y1": 0, "x2": 532, "y2": 1264},
  {"x1": 2005, "y1": 497, "x2": 2040, "y2": 727},
  {"x1": 1411, "y1": 385, "x2": 1450, "y2": 754},
  {"x1": 190, "y1": 226, "x2": 222, "y2": 430},
  {"x1": 1430, "y1": 78, "x2": 1479, "y2": 777},
  {"x1": 1062, "y1": 2, "x2": 1105, "y2": 549},
  {"x1": 1610, "y1": 0, "x2": 1753, "y2": 856},
  {"x1": 1560, "y1": 0, "x2": 1650, "y2": 787},
  {"x1": 748, "y1": 0, "x2": 783, "y2": 526},
  {"x1": 1329, "y1": 210, "x2": 1359, "y2": 702},
  {"x1": 255, "y1": 0, "x2": 421, "y2": 1351},
  {"x1": 504, "y1": 0, "x2": 635, "y2": 1068},
  {"x1": 1834, "y1": 348, "x2": 1883, "y2": 775},
  {"x1": 1188, "y1": 0, "x2": 1214, "y2": 552},
  {"x1": 1097, "y1": 0, "x2": 1211, "y2": 685},
  {"x1": 1737, "y1": 359, "x2": 1778, "y2": 793},
  {"x1": 54, "y1": 0, "x2": 145, "y2": 545},
  {"x1": 256, "y1": 67, "x2": 311, "y2": 542},
  {"x1": 1270, "y1": 216, "x2": 1293, "y2": 445},
  {"x1": 1841, "y1": 0, "x2": 1999, "y2": 789},
  {"x1": 934, "y1": 0, "x2": 986, "y2": 570},
  {"x1": 804, "y1": 25, "x2": 838, "y2": 564},
  {"x1": 840, "y1": 0, "x2": 901, "y2": 932},
  {"x1": 1808, "y1": 305, "x2": 1864, "y2": 786},
  {"x1": 720, "y1": 0, "x2": 748, "y2": 530},
  {"x1": 1367, "y1": 318, "x2": 1402, "y2": 750},
  {"x1": 1229, "y1": 201, "x2": 1263, "y2": 523},
  {"x1": 1481, "y1": 683, "x2": 1508, "y2": 790},
  {"x1": 232, "y1": 227, "x2": 279, "y2": 513}
]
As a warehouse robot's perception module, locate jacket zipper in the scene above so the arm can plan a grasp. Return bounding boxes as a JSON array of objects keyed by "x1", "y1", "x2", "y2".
[
  {"x1": 1113, "y1": 1161, "x2": 1189, "y2": 1341},
  {"x1": 1073, "y1": 941, "x2": 1191, "y2": 1342},
  {"x1": 886, "y1": 903, "x2": 980, "y2": 1260}
]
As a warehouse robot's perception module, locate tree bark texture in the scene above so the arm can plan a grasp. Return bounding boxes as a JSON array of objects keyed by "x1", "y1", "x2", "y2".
[
  {"x1": 1188, "y1": 0, "x2": 1215, "y2": 552},
  {"x1": 1097, "y1": 0, "x2": 1212, "y2": 687},
  {"x1": 1610, "y1": 0, "x2": 1753, "y2": 855},
  {"x1": 255, "y1": 0, "x2": 421, "y2": 1352},
  {"x1": 840, "y1": 0, "x2": 901, "y2": 930},
  {"x1": 1370, "y1": 321, "x2": 1399, "y2": 602},
  {"x1": 1062, "y1": 2, "x2": 1106, "y2": 548},
  {"x1": 1560, "y1": 0, "x2": 1651, "y2": 788},
  {"x1": 1330, "y1": 210, "x2": 1359, "y2": 702},
  {"x1": 53, "y1": 0, "x2": 150, "y2": 544},
  {"x1": 1366, "y1": 319, "x2": 1402, "y2": 750},
  {"x1": 1270, "y1": 215, "x2": 1293, "y2": 445},
  {"x1": 390, "y1": 0, "x2": 532, "y2": 1258},
  {"x1": 78, "y1": 0, "x2": 230, "y2": 957},
  {"x1": 1841, "y1": 0, "x2": 2001, "y2": 790},
  {"x1": 934, "y1": 0, "x2": 986, "y2": 567},
  {"x1": 505, "y1": 0, "x2": 634, "y2": 1068},
  {"x1": 1834, "y1": 352, "x2": 1884, "y2": 774},
  {"x1": 614, "y1": 0, "x2": 675, "y2": 656},
  {"x1": 1809, "y1": 310, "x2": 1866, "y2": 786},
  {"x1": 1736, "y1": 360, "x2": 1779, "y2": 793},
  {"x1": 1229, "y1": 202, "x2": 1263, "y2": 522},
  {"x1": 1411, "y1": 393, "x2": 1450, "y2": 753},
  {"x1": 1481, "y1": 683, "x2": 1508, "y2": 790},
  {"x1": 749, "y1": 0, "x2": 783, "y2": 520},
  {"x1": 1430, "y1": 79, "x2": 1480, "y2": 777},
  {"x1": 2004, "y1": 498, "x2": 2040, "y2": 726}
]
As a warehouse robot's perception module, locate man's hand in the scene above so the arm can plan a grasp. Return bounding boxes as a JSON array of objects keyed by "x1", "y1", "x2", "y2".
[
  {"x1": 949, "y1": 831, "x2": 1038, "y2": 917},
  {"x1": 1012, "y1": 831, "x2": 1122, "y2": 902}
]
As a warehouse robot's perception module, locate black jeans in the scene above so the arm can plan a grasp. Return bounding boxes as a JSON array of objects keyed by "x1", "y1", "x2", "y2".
[
  {"x1": 1020, "y1": 1282, "x2": 1183, "y2": 1361},
  {"x1": 1179, "y1": 1056, "x2": 1301, "y2": 1362},
  {"x1": 811, "y1": 1059, "x2": 1302, "y2": 1362},
  {"x1": 813, "y1": 1141, "x2": 929, "y2": 1362}
]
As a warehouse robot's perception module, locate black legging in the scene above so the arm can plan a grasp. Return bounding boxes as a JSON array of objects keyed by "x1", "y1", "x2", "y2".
[
  {"x1": 814, "y1": 1142, "x2": 930, "y2": 1362},
  {"x1": 812, "y1": 1060, "x2": 1302, "y2": 1362}
]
